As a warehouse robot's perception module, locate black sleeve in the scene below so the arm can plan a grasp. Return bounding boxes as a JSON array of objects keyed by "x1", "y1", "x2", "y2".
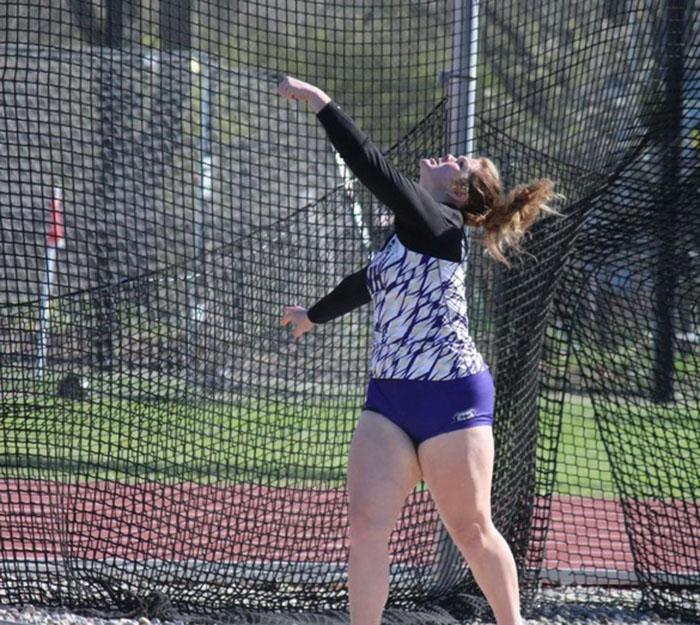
[
  {"x1": 307, "y1": 265, "x2": 371, "y2": 324},
  {"x1": 316, "y1": 101, "x2": 448, "y2": 235}
]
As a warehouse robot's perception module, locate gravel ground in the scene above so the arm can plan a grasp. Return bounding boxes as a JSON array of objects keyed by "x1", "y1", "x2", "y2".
[{"x1": 1, "y1": 588, "x2": 697, "y2": 625}]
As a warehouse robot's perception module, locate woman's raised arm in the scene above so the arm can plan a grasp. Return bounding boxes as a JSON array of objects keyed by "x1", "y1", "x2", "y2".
[{"x1": 277, "y1": 76, "x2": 447, "y2": 235}]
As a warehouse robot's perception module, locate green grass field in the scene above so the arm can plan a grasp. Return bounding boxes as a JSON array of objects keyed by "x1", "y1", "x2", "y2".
[
  {"x1": 541, "y1": 391, "x2": 699, "y2": 499},
  {"x1": 543, "y1": 393, "x2": 615, "y2": 498},
  {"x1": 3, "y1": 388, "x2": 695, "y2": 499},
  {"x1": 1, "y1": 393, "x2": 357, "y2": 486},
  {"x1": 2, "y1": 365, "x2": 697, "y2": 497}
]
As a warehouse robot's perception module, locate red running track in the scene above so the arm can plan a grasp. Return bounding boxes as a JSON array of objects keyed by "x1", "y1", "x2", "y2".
[{"x1": 1, "y1": 480, "x2": 697, "y2": 573}]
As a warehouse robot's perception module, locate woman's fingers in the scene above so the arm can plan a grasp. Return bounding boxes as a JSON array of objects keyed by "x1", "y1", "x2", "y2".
[
  {"x1": 281, "y1": 306, "x2": 309, "y2": 339},
  {"x1": 277, "y1": 76, "x2": 299, "y2": 99},
  {"x1": 281, "y1": 306, "x2": 297, "y2": 326}
]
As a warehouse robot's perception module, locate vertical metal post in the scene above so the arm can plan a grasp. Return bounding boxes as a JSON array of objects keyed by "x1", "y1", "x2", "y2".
[
  {"x1": 431, "y1": 0, "x2": 481, "y2": 591},
  {"x1": 92, "y1": 0, "x2": 124, "y2": 371},
  {"x1": 653, "y1": 0, "x2": 684, "y2": 402},
  {"x1": 194, "y1": 61, "x2": 212, "y2": 289},
  {"x1": 188, "y1": 59, "x2": 213, "y2": 369},
  {"x1": 104, "y1": 0, "x2": 124, "y2": 47},
  {"x1": 35, "y1": 245, "x2": 57, "y2": 379},
  {"x1": 160, "y1": 0, "x2": 192, "y2": 50},
  {"x1": 36, "y1": 187, "x2": 64, "y2": 379},
  {"x1": 447, "y1": 0, "x2": 479, "y2": 156}
]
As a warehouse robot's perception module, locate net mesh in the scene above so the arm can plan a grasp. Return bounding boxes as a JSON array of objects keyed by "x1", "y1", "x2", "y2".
[{"x1": 1, "y1": 0, "x2": 698, "y2": 622}]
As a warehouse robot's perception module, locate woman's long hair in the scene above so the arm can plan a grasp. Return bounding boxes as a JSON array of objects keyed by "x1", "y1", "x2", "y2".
[{"x1": 451, "y1": 158, "x2": 558, "y2": 266}]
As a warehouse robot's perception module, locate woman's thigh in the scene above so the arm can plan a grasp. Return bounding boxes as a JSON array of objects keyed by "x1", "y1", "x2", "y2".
[
  {"x1": 417, "y1": 426, "x2": 494, "y2": 528},
  {"x1": 347, "y1": 410, "x2": 423, "y2": 533}
]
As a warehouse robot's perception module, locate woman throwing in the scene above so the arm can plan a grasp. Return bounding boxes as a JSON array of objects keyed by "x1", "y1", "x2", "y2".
[{"x1": 278, "y1": 76, "x2": 555, "y2": 625}]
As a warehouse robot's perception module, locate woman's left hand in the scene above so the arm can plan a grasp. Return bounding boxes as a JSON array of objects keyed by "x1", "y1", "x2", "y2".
[{"x1": 281, "y1": 305, "x2": 315, "y2": 340}]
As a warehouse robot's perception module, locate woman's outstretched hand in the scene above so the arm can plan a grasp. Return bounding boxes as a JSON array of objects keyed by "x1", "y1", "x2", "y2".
[
  {"x1": 277, "y1": 76, "x2": 331, "y2": 114},
  {"x1": 281, "y1": 305, "x2": 315, "y2": 340}
]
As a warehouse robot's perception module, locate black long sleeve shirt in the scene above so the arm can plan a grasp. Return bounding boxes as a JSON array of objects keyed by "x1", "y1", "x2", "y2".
[{"x1": 307, "y1": 101, "x2": 466, "y2": 324}]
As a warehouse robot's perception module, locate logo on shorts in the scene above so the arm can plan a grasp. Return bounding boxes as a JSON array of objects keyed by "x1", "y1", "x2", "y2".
[{"x1": 452, "y1": 408, "x2": 477, "y2": 423}]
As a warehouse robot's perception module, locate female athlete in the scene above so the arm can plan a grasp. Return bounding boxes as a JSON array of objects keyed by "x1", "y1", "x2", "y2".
[{"x1": 278, "y1": 76, "x2": 555, "y2": 625}]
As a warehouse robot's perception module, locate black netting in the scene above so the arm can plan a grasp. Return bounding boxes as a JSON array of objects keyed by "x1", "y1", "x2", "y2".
[{"x1": 1, "y1": 1, "x2": 698, "y2": 623}]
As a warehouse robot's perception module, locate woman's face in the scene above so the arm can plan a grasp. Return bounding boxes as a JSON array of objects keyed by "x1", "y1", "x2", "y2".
[{"x1": 418, "y1": 154, "x2": 480, "y2": 201}]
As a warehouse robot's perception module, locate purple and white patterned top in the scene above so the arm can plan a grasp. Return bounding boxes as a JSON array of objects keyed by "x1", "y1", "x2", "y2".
[
  {"x1": 366, "y1": 233, "x2": 486, "y2": 380},
  {"x1": 306, "y1": 101, "x2": 488, "y2": 381}
]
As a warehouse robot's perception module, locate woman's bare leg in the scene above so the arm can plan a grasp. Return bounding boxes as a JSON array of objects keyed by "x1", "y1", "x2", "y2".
[
  {"x1": 418, "y1": 426, "x2": 521, "y2": 625},
  {"x1": 347, "y1": 411, "x2": 422, "y2": 625}
]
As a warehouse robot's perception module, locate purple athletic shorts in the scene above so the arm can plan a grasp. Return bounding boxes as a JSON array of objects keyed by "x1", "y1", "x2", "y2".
[{"x1": 362, "y1": 369, "x2": 495, "y2": 446}]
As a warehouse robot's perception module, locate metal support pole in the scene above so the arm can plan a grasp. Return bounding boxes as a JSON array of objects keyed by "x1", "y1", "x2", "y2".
[
  {"x1": 193, "y1": 60, "x2": 212, "y2": 288},
  {"x1": 333, "y1": 150, "x2": 372, "y2": 252},
  {"x1": 188, "y1": 58, "x2": 213, "y2": 373},
  {"x1": 447, "y1": 0, "x2": 479, "y2": 156},
  {"x1": 104, "y1": 0, "x2": 124, "y2": 47},
  {"x1": 35, "y1": 245, "x2": 57, "y2": 379},
  {"x1": 36, "y1": 188, "x2": 64, "y2": 379},
  {"x1": 431, "y1": 0, "x2": 481, "y2": 592},
  {"x1": 653, "y1": 0, "x2": 684, "y2": 402},
  {"x1": 92, "y1": 0, "x2": 124, "y2": 371}
]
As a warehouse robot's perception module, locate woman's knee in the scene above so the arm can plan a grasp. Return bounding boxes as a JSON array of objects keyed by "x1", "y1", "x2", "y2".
[
  {"x1": 447, "y1": 516, "x2": 495, "y2": 553},
  {"x1": 348, "y1": 502, "x2": 395, "y2": 543}
]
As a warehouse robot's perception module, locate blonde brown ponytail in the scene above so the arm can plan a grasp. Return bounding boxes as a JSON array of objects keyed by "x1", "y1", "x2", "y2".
[
  {"x1": 451, "y1": 159, "x2": 558, "y2": 266},
  {"x1": 482, "y1": 178, "x2": 556, "y2": 266}
]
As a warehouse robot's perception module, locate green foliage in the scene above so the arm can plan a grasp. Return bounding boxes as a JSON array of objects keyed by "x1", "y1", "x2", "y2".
[{"x1": 1, "y1": 392, "x2": 355, "y2": 486}]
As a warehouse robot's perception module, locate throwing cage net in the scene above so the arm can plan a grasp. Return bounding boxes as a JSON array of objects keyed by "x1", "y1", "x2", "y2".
[{"x1": 1, "y1": 0, "x2": 698, "y2": 622}]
